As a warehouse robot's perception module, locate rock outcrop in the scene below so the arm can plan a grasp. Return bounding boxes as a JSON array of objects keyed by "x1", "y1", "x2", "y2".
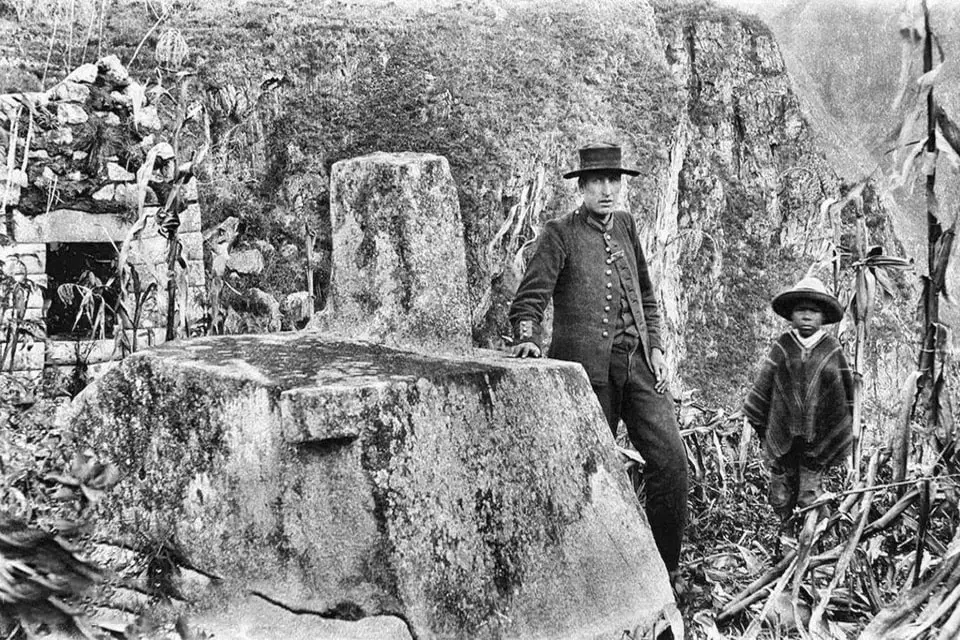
[{"x1": 65, "y1": 332, "x2": 679, "y2": 639}]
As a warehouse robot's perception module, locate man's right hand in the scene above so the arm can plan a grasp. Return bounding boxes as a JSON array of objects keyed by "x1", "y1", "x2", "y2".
[{"x1": 511, "y1": 342, "x2": 542, "y2": 358}]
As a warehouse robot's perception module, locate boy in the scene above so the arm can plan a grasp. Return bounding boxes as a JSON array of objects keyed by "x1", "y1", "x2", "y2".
[{"x1": 743, "y1": 277, "x2": 854, "y2": 543}]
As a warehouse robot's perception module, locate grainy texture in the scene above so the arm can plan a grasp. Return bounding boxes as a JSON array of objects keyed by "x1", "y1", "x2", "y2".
[{"x1": 64, "y1": 332, "x2": 675, "y2": 639}]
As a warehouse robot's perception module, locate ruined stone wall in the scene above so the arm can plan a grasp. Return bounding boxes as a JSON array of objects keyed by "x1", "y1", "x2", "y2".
[{"x1": 0, "y1": 55, "x2": 206, "y2": 391}]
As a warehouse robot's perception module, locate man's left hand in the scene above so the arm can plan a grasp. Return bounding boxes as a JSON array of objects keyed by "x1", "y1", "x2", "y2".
[{"x1": 651, "y1": 348, "x2": 669, "y2": 394}]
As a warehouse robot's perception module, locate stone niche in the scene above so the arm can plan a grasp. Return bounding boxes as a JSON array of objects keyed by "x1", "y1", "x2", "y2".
[{"x1": 0, "y1": 56, "x2": 206, "y2": 393}]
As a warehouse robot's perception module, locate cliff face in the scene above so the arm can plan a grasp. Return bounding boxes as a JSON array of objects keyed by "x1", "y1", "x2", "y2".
[
  {"x1": 653, "y1": 3, "x2": 845, "y2": 405},
  {"x1": 759, "y1": 0, "x2": 960, "y2": 340},
  {"x1": 0, "y1": 0, "x2": 913, "y2": 413}
]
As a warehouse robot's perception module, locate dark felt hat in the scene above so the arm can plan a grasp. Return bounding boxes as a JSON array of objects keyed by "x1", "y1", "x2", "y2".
[
  {"x1": 563, "y1": 142, "x2": 641, "y2": 179},
  {"x1": 772, "y1": 277, "x2": 844, "y2": 324}
]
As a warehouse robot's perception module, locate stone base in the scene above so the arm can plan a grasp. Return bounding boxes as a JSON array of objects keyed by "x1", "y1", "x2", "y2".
[{"x1": 64, "y1": 331, "x2": 677, "y2": 639}]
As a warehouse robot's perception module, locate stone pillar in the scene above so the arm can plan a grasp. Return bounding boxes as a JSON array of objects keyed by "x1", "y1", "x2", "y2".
[{"x1": 327, "y1": 152, "x2": 471, "y2": 349}]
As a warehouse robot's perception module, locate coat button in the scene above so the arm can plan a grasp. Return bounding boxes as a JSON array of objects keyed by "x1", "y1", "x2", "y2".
[
  {"x1": 605, "y1": 246, "x2": 611, "y2": 253},
  {"x1": 606, "y1": 282, "x2": 612, "y2": 288},
  {"x1": 604, "y1": 305, "x2": 610, "y2": 311},
  {"x1": 606, "y1": 294, "x2": 613, "y2": 300},
  {"x1": 602, "y1": 331, "x2": 609, "y2": 337},
  {"x1": 606, "y1": 258, "x2": 612, "y2": 264},
  {"x1": 605, "y1": 269, "x2": 612, "y2": 275},
  {"x1": 602, "y1": 318, "x2": 609, "y2": 324}
]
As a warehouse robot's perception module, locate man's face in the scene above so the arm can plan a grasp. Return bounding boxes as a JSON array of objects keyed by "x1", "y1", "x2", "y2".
[
  {"x1": 791, "y1": 302, "x2": 824, "y2": 338},
  {"x1": 580, "y1": 171, "x2": 622, "y2": 216}
]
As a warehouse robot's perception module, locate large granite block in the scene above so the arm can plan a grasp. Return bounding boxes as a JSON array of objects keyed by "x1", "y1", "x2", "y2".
[{"x1": 65, "y1": 332, "x2": 677, "y2": 639}]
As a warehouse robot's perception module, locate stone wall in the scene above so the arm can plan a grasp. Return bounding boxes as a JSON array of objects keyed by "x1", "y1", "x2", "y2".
[{"x1": 0, "y1": 55, "x2": 206, "y2": 392}]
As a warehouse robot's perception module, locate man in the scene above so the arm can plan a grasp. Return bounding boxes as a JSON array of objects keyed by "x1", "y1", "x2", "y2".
[{"x1": 508, "y1": 142, "x2": 689, "y2": 580}]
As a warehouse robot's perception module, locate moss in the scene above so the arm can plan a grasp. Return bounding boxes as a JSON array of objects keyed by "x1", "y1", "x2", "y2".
[
  {"x1": 69, "y1": 358, "x2": 236, "y2": 527},
  {"x1": 650, "y1": 0, "x2": 773, "y2": 40}
]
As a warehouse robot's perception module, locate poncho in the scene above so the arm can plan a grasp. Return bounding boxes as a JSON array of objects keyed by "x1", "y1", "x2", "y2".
[{"x1": 743, "y1": 331, "x2": 854, "y2": 469}]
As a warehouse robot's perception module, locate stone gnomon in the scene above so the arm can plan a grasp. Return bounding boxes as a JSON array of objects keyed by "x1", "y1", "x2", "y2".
[{"x1": 66, "y1": 152, "x2": 679, "y2": 639}]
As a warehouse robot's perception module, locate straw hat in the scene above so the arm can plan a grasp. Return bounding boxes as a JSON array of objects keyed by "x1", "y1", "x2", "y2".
[{"x1": 772, "y1": 277, "x2": 844, "y2": 324}]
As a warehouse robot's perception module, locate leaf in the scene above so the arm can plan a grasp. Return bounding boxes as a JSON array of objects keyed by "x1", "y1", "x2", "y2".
[
  {"x1": 892, "y1": 370, "x2": 923, "y2": 484},
  {"x1": 692, "y1": 611, "x2": 725, "y2": 640},
  {"x1": 615, "y1": 445, "x2": 645, "y2": 466},
  {"x1": 889, "y1": 138, "x2": 926, "y2": 192},
  {"x1": 69, "y1": 450, "x2": 97, "y2": 482},
  {"x1": 56, "y1": 284, "x2": 76, "y2": 307},
  {"x1": 917, "y1": 61, "x2": 944, "y2": 87},
  {"x1": 44, "y1": 473, "x2": 80, "y2": 487},
  {"x1": 872, "y1": 268, "x2": 898, "y2": 302},
  {"x1": 935, "y1": 130, "x2": 960, "y2": 173},
  {"x1": 51, "y1": 486, "x2": 76, "y2": 501},
  {"x1": 864, "y1": 255, "x2": 913, "y2": 269},
  {"x1": 79, "y1": 485, "x2": 105, "y2": 505},
  {"x1": 736, "y1": 543, "x2": 761, "y2": 573}
]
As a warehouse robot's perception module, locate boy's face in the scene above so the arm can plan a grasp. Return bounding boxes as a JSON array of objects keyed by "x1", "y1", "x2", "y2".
[{"x1": 791, "y1": 302, "x2": 824, "y2": 338}]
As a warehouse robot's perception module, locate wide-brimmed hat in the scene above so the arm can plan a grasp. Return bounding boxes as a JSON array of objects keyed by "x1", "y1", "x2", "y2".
[
  {"x1": 562, "y1": 142, "x2": 641, "y2": 179},
  {"x1": 772, "y1": 276, "x2": 844, "y2": 324}
]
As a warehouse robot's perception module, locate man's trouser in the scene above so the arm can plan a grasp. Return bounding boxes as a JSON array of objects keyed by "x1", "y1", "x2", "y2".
[{"x1": 592, "y1": 337, "x2": 689, "y2": 573}]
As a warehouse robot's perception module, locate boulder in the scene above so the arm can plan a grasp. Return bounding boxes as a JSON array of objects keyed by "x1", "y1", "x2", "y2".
[
  {"x1": 227, "y1": 248, "x2": 265, "y2": 275},
  {"x1": 326, "y1": 152, "x2": 471, "y2": 350},
  {"x1": 64, "y1": 332, "x2": 678, "y2": 639}
]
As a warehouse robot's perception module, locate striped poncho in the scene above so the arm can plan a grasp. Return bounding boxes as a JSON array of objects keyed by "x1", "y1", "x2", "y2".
[{"x1": 743, "y1": 331, "x2": 855, "y2": 469}]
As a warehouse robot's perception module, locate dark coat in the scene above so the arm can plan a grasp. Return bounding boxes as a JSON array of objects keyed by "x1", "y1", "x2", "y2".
[
  {"x1": 508, "y1": 205, "x2": 664, "y2": 386},
  {"x1": 743, "y1": 331, "x2": 855, "y2": 469}
]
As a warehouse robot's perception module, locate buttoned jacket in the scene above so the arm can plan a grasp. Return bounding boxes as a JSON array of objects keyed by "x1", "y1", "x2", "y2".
[{"x1": 508, "y1": 205, "x2": 664, "y2": 386}]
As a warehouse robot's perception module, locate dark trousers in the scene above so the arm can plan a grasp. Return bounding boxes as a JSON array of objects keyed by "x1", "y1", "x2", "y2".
[{"x1": 593, "y1": 339, "x2": 689, "y2": 573}]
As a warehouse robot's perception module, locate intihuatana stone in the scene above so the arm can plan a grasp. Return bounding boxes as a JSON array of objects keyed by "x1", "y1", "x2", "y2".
[
  {"x1": 326, "y1": 152, "x2": 471, "y2": 350},
  {"x1": 64, "y1": 332, "x2": 679, "y2": 640}
]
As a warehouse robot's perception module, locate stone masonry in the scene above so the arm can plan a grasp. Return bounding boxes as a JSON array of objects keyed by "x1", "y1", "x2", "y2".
[{"x1": 0, "y1": 56, "x2": 206, "y2": 391}]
